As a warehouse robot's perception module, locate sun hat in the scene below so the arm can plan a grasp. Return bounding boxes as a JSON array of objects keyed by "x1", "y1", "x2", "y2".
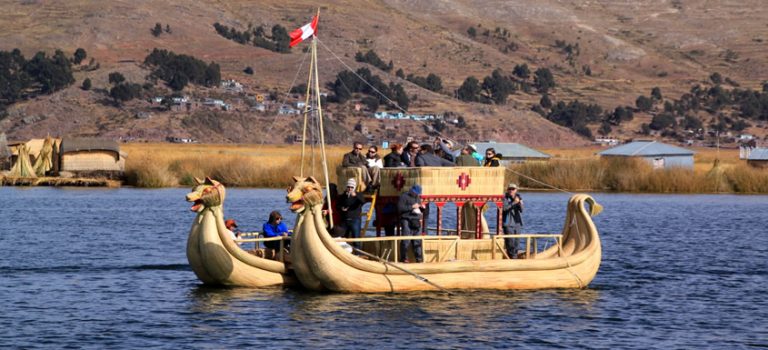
[
  {"x1": 507, "y1": 183, "x2": 518, "y2": 189},
  {"x1": 346, "y1": 178, "x2": 357, "y2": 188},
  {"x1": 410, "y1": 184, "x2": 422, "y2": 195},
  {"x1": 225, "y1": 219, "x2": 238, "y2": 229}
]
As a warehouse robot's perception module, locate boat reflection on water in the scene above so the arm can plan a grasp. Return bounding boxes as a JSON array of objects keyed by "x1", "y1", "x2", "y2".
[{"x1": 186, "y1": 286, "x2": 600, "y2": 324}]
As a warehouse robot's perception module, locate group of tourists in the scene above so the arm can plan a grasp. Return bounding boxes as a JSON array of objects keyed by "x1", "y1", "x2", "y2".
[
  {"x1": 341, "y1": 138, "x2": 505, "y2": 191},
  {"x1": 226, "y1": 138, "x2": 523, "y2": 263}
]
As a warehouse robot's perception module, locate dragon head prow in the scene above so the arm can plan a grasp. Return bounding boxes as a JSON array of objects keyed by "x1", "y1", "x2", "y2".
[
  {"x1": 185, "y1": 177, "x2": 226, "y2": 212},
  {"x1": 286, "y1": 176, "x2": 324, "y2": 213}
]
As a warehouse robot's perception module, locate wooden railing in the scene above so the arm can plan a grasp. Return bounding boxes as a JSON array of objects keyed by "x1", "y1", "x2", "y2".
[
  {"x1": 233, "y1": 231, "x2": 562, "y2": 263},
  {"x1": 338, "y1": 233, "x2": 562, "y2": 262}
]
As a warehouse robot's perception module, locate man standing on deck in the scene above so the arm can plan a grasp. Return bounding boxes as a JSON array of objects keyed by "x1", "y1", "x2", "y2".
[
  {"x1": 502, "y1": 183, "x2": 524, "y2": 258},
  {"x1": 398, "y1": 185, "x2": 425, "y2": 263},
  {"x1": 338, "y1": 178, "x2": 366, "y2": 248}
]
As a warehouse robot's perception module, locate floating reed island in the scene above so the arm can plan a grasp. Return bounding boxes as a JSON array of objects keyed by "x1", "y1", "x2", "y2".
[{"x1": 1, "y1": 136, "x2": 125, "y2": 187}]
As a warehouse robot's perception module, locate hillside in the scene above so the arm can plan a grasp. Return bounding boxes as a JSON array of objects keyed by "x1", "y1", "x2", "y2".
[{"x1": 1, "y1": 0, "x2": 766, "y2": 147}]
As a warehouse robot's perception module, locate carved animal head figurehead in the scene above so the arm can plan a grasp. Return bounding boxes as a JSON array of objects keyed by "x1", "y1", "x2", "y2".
[
  {"x1": 185, "y1": 177, "x2": 226, "y2": 212},
  {"x1": 286, "y1": 176, "x2": 324, "y2": 213}
]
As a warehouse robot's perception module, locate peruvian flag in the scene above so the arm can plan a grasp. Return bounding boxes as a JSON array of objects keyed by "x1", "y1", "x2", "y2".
[{"x1": 289, "y1": 15, "x2": 319, "y2": 47}]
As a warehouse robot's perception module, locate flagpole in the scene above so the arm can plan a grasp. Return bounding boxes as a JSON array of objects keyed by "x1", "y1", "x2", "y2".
[
  {"x1": 300, "y1": 44, "x2": 314, "y2": 177},
  {"x1": 310, "y1": 11, "x2": 333, "y2": 229}
]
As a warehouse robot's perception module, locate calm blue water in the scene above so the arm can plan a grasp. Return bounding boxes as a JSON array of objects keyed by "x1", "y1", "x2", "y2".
[{"x1": 1, "y1": 187, "x2": 766, "y2": 349}]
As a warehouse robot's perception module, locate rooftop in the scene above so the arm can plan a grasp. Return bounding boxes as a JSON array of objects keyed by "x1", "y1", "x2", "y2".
[
  {"x1": 747, "y1": 148, "x2": 768, "y2": 161},
  {"x1": 472, "y1": 142, "x2": 550, "y2": 159},
  {"x1": 598, "y1": 140, "x2": 694, "y2": 157}
]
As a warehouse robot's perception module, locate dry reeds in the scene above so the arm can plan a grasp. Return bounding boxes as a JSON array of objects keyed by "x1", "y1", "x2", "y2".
[
  {"x1": 509, "y1": 156, "x2": 768, "y2": 193},
  {"x1": 123, "y1": 143, "x2": 345, "y2": 188},
  {"x1": 121, "y1": 143, "x2": 768, "y2": 193}
]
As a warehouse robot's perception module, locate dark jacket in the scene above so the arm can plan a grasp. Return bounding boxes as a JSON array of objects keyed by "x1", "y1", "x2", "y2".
[
  {"x1": 502, "y1": 193, "x2": 523, "y2": 227},
  {"x1": 397, "y1": 191, "x2": 422, "y2": 220},
  {"x1": 415, "y1": 152, "x2": 454, "y2": 167},
  {"x1": 484, "y1": 154, "x2": 503, "y2": 167},
  {"x1": 401, "y1": 151, "x2": 418, "y2": 167},
  {"x1": 383, "y1": 152, "x2": 405, "y2": 167},
  {"x1": 337, "y1": 191, "x2": 365, "y2": 221},
  {"x1": 455, "y1": 154, "x2": 478, "y2": 166},
  {"x1": 342, "y1": 151, "x2": 366, "y2": 167}
]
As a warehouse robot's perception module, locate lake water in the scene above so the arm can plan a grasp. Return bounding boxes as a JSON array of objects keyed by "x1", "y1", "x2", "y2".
[{"x1": 1, "y1": 187, "x2": 766, "y2": 348}]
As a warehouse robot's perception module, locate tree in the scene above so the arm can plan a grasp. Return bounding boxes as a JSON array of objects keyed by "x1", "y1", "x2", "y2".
[
  {"x1": 457, "y1": 115, "x2": 467, "y2": 128},
  {"x1": 109, "y1": 83, "x2": 141, "y2": 104},
  {"x1": 243, "y1": 66, "x2": 254, "y2": 75},
  {"x1": 635, "y1": 95, "x2": 653, "y2": 112},
  {"x1": 598, "y1": 122, "x2": 612, "y2": 136},
  {"x1": 457, "y1": 76, "x2": 481, "y2": 102},
  {"x1": 467, "y1": 27, "x2": 477, "y2": 38},
  {"x1": 361, "y1": 96, "x2": 379, "y2": 112},
  {"x1": 651, "y1": 87, "x2": 663, "y2": 101},
  {"x1": 165, "y1": 24, "x2": 172, "y2": 33},
  {"x1": 24, "y1": 50, "x2": 75, "y2": 93},
  {"x1": 425, "y1": 73, "x2": 443, "y2": 92},
  {"x1": 539, "y1": 94, "x2": 552, "y2": 108},
  {"x1": 396, "y1": 69, "x2": 404, "y2": 79},
  {"x1": 533, "y1": 68, "x2": 555, "y2": 93},
  {"x1": 73, "y1": 48, "x2": 87, "y2": 64},
  {"x1": 710, "y1": 72, "x2": 723, "y2": 85},
  {"x1": 640, "y1": 123, "x2": 651, "y2": 135},
  {"x1": 682, "y1": 115, "x2": 702, "y2": 130},
  {"x1": 482, "y1": 69, "x2": 515, "y2": 104},
  {"x1": 204, "y1": 63, "x2": 221, "y2": 86},
  {"x1": 649, "y1": 113, "x2": 677, "y2": 130},
  {"x1": 513, "y1": 64, "x2": 530, "y2": 80},
  {"x1": 108, "y1": 72, "x2": 125, "y2": 85},
  {"x1": 81, "y1": 78, "x2": 91, "y2": 90},
  {"x1": 152, "y1": 23, "x2": 163, "y2": 37},
  {"x1": 271, "y1": 25, "x2": 291, "y2": 53}
]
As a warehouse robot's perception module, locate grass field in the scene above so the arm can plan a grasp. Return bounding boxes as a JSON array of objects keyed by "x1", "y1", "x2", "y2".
[{"x1": 122, "y1": 143, "x2": 768, "y2": 193}]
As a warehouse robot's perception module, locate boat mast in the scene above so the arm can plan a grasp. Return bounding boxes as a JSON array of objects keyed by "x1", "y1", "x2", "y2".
[{"x1": 298, "y1": 9, "x2": 334, "y2": 228}]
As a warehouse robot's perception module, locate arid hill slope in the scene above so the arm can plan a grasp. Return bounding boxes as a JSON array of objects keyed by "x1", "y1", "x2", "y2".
[{"x1": 0, "y1": 0, "x2": 766, "y2": 146}]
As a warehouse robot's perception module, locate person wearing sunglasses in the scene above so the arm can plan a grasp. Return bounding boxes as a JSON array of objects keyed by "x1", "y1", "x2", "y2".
[
  {"x1": 400, "y1": 141, "x2": 421, "y2": 167},
  {"x1": 483, "y1": 147, "x2": 502, "y2": 167},
  {"x1": 342, "y1": 141, "x2": 377, "y2": 191}
]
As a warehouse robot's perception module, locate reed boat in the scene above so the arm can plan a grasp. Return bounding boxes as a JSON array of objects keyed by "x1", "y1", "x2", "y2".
[
  {"x1": 288, "y1": 175, "x2": 602, "y2": 293},
  {"x1": 186, "y1": 177, "x2": 295, "y2": 287}
]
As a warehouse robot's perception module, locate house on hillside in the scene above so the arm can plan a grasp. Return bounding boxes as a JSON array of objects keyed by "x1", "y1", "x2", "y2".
[
  {"x1": 598, "y1": 140, "x2": 695, "y2": 170},
  {"x1": 59, "y1": 138, "x2": 126, "y2": 179},
  {"x1": 472, "y1": 142, "x2": 551, "y2": 165},
  {"x1": 746, "y1": 148, "x2": 768, "y2": 168}
]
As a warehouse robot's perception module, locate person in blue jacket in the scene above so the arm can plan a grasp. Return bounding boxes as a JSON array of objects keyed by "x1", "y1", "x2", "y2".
[{"x1": 262, "y1": 211, "x2": 290, "y2": 251}]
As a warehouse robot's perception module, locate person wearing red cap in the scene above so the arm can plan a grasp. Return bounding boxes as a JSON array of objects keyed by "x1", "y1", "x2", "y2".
[{"x1": 225, "y1": 218, "x2": 242, "y2": 245}]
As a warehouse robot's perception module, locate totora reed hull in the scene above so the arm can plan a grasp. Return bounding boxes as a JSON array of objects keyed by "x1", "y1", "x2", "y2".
[
  {"x1": 291, "y1": 194, "x2": 601, "y2": 293},
  {"x1": 185, "y1": 178, "x2": 295, "y2": 288}
]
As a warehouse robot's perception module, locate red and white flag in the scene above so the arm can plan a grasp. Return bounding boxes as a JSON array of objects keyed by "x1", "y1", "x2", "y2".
[{"x1": 289, "y1": 15, "x2": 319, "y2": 47}]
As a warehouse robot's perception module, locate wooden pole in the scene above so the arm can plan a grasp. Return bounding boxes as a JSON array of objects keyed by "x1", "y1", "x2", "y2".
[
  {"x1": 312, "y1": 36, "x2": 334, "y2": 229},
  {"x1": 300, "y1": 49, "x2": 314, "y2": 177},
  {"x1": 351, "y1": 247, "x2": 452, "y2": 295}
]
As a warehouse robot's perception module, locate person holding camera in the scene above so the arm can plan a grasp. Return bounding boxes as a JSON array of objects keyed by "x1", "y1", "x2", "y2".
[
  {"x1": 502, "y1": 183, "x2": 524, "y2": 259},
  {"x1": 397, "y1": 185, "x2": 425, "y2": 263}
]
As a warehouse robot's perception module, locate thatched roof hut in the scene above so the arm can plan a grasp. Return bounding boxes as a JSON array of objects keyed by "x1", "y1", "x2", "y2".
[
  {"x1": 60, "y1": 138, "x2": 125, "y2": 177},
  {"x1": 0, "y1": 132, "x2": 11, "y2": 171},
  {"x1": 8, "y1": 144, "x2": 36, "y2": 178}
]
